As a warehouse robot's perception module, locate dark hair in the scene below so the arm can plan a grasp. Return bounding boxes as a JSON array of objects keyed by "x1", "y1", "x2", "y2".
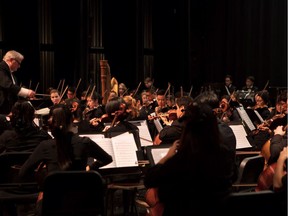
[
  {"x1": 156, "y1": 89, "x2": 166, "y2": 96},
  {"x1": 10, "y1": 101, "x2": 35, "y2": 130},
  {"x1": 67, "y1": 86, "x2": 76, "y2": 93},
  {"x1": 50, "y1": 104, "x2": 73, "y2": 170},
  {"x1": 88, "y1": 91, "x2": 103, "y2": 104},
  {"x1": 194, "y1": 91, "x2": 219, "y2": 109},
  {"x1": 175, "y1": 96, "x2": 193, "y2": 109},
  {"x1": 277, "y1": 90, "x2": 287, "y2": 103},
  {"x1": 225, "y1": 75, "x2": 233, "y2": 81},
  {"x1": 178, "y1": 103, "x2": 220, "y2": 154},
  {"x1": 256, "y1": 90, "x2": 270, "y2": 105},
  {"x1": 246, "y1": 76, "x2": 255, "y2": 82},
  {"x1": 105, "y1": 97, "x2": 128, "y2": 121}
]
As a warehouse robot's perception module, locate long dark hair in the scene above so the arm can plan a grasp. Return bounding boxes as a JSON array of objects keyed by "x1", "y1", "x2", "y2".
[
  {"x1": 178, "y1": 103, "x2": 220, "y2": 155},
  {"x1": 50, "y1": 104, "x2": 73, "y2": 170},
  {"x1": 10, "y1": 101, "x2": 36, "y2": 132}
]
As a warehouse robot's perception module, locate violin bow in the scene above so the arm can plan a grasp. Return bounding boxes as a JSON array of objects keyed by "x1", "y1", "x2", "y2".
[
  {"x1": 29, "y1": 80, "x2": 32, "y2": 89},
  {"x1": 60, "y1": 79, "x2": 66, "y2": 96},
  {"x1": 74, "y1": 78, "x2": 82, "y2": 98},
  {"x1": 84, "y1": 85, "x2": 91, "y2": 99},
  {"x1": 180, "y1": 86, "x2": 183, "y2": 97},
  {"x1": 133, "y1": 82, "x2": 142, "y2": 98},
  {"x1": 122, "y1": 88, "x2": 129, "y2": 96},
  {"x1": 188, "y1": 85, "x2": 193, "y2": 97},
  {"x1": 56, "y1": 80, "x2": 62, "y2": 91},
  {"x1": 164, "y1": 83, "x2": 171, "y2": 98},
  {"x1": 34, "y1": 82, "x2": 40, "y2": 93},
  {"x1": 60, "y1": 85, "x2": 69, "y2": 102},
  {"x1": 89, "y1": 85, "x2": 96, "y2": 98}
]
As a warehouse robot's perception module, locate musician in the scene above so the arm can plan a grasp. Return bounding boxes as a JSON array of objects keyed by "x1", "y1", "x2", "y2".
[
  {"x1": 144, "y1": 103, "x2": 236, "y2": 215},
  {"x1": 273, "y1": 147, "x2": 287, "y2": 193},
  {"x1": 80, "y1": 91, "x2": 106, "y2": 133},
  {"x1": 156, "y1": 96, "x2": 193, "y2": 145},
  {"x1": 0, "y1": 50, "x2": 35, "y2": 115},
  {"x1": 143, "y1": 77, "x2": 157, "y2": 93},
  {"x1": 194, "y1": 91, "x2": 238, "y2": 180},
  {"x1": 49, "y1": 89, "x2": 61, "y2": 105},
  {"x1": 0, "y1": 100, "x2": 52, "y2": 154},
  {"x1": 220, "y1": 74, "x2": 237, "y2": 97},
  {"x1": 247, "y1": 91, "x2": 287, "y2": 151},
  {"x1": 64, "y1": 86, "x2": 81, "y2": 123},
  {"x1": 268, "y1": 125, "x2": 287, "y2": 165},
  {"x1": 139, "y1": 90, "x2": 155, "y2": 119},
  {"x1": 18, "y1": 103, "x2": 113, "y2": 215},
  {"x1": 242, "y1": 75, "x2": 258, "y2": 92},
  {"x1": 154, "y1": 89, "x2": 170, "y2": 116},
  {"x1": 166, "y1": 94, "x2": 176, "y2": 110},
  {"x1": 118, "y1": 82, "x2": 128, "y2": 98},
  {"x1": 250, "y1": 90, "x2": 271, "y2": 120},
  {"x1": 217, "y1": 95, "x2": 241, "y2": 124},
  {"x1": 123, "y1": 95, "x2": 141, "y2": 121},
  {"x1": 241, "y1": 75, "x2": 258, "y2": 102},
  {"x1": 104, "y1": 97, "x2": 141, "y2": 149},
  {"x1": 268, "y1": 90, "x2": 287, "y2": 118}
]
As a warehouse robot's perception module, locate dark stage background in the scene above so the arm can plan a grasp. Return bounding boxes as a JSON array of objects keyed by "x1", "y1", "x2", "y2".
[{"x1": 0, "y1": 0, "x2": 286, "y2": 98}]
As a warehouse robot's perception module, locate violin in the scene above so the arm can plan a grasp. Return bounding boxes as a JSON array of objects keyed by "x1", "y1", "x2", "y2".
[
  {"x1": 258, "y1": 113, "x2": 287, "y2": 131},
  {"x1": 90, "y1": 113, "x2": 110, "y2": 125}
]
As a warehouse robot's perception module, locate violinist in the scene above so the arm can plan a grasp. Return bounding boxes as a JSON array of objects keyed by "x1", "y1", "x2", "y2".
[
  {"x1": 50, "y1": 89, "x2": 62, "y2": 105},
  {"x1": 155, "y1": 96, "x2": 193, "y2": 145},
  {"x1": 247, "y1": 91, "x2": 287, "y2": 150},
  {"x1": 123, "y1": 95, "x2": 141, "y2": 121},
  {"x1": 79, "y1": 91, "x2": 106, "y2": 133},
  {"x1": 103, "y1": 97, "x2": 141, "y2": 149},
  {"x1": 267, "y1": 90, "x2": 287, "y2": 118},
  {"x1": 216, "y1": 95, "x2": 241, "y2": 124},
  {"x1": 138, "y1": 90, "x2": 155, "y2": 119},
  {"x1": 249, "y1": 90, "x2": 271, "y2": 120}
]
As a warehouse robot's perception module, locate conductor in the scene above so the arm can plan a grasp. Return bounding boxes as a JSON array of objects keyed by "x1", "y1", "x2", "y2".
[{"x1": 0, "y1": 50, "x2": 35, "y2": 115}]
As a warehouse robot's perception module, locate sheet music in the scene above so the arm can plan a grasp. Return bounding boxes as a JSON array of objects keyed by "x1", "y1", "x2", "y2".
[
  {"x1": 133, "y1": 120, "x2": 153, "y2": 147},
  {"x1": 151, "y1": 148, "x2": 169, "y2": 164},
  {"x1": 229, "y1": 125, "x2": 252, "y2": 149},
  {"x1": 150, "y1": 112, "x2": 163, "y2": 133},
  {"x1": 80, "y1": 132, "x2": 138, "y2": 168},
  {"x1": 236, "y1": 106, "x2": 256, "y2": 131},
  {"x1": 254, "y1": 110, "x2": 264, "y2": 123}
]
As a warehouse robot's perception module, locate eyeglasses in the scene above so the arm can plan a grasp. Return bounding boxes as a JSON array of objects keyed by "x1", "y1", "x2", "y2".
[{"x1": 13, "y1": 58, "x2": 21, "y2": 66}]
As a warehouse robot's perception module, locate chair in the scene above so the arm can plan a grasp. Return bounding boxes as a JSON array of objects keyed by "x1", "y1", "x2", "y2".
[
  {"x1": 0, "y1": 152, "x2": 39, "y2": 215},
  {"x1": 232, "y1": 155, "x2": 265, "y2": 192},
  {"x1": 41, "y1": 170, "x2": 106, "y2": 216},
  {"x1": 221, "y1": 190, "x2": 286, "y2": 216}
]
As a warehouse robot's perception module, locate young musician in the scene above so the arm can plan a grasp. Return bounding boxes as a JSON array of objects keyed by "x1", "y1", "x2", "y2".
[
  {"x1": 19, "y1": 104, "x2": 113, "y2": 215},
  {"x1": 144, "y1": 103, "x2": 236, "y2": 215}
]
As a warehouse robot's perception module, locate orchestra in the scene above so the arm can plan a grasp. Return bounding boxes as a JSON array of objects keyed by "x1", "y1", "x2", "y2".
[{"x1": 0, "y1": 63, "x2": 287, "y2": 216}]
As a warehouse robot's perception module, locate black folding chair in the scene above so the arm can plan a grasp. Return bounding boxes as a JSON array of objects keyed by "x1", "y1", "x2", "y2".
[
  {"x1": 232, "y1": 155, "x2": 265, "y2": 192},
  {"x1": 41, "y1": 170, "x2": 106, "y2": 216},
  {"x1": 0, "y1": 152, "x2": 39, "y2": 215}
]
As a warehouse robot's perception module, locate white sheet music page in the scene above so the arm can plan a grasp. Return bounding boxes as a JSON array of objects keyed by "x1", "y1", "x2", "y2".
[
  {"x1": 229, "y1": 125, "x2": 252, "y2": 149},
  {"x1": 80, "y1": 132, "x2": 138, "y2": 168},
  {"x1": 151, "y1": 148, "x2": 169, "y2": 164},
  {"x1": 236, "y1": 106, "x2": 256, "y2": 131},
  {"x1": 111, "y1": 132, "x2": 138, "y2": 167},
  {"x1": 138, "y1": 120, "x2": 153, "y2": 146}
]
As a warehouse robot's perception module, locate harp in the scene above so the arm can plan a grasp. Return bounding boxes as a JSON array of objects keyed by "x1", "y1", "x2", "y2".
[{"x1": 100, "y1": 60, "x2": 111, "y2": 105}]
